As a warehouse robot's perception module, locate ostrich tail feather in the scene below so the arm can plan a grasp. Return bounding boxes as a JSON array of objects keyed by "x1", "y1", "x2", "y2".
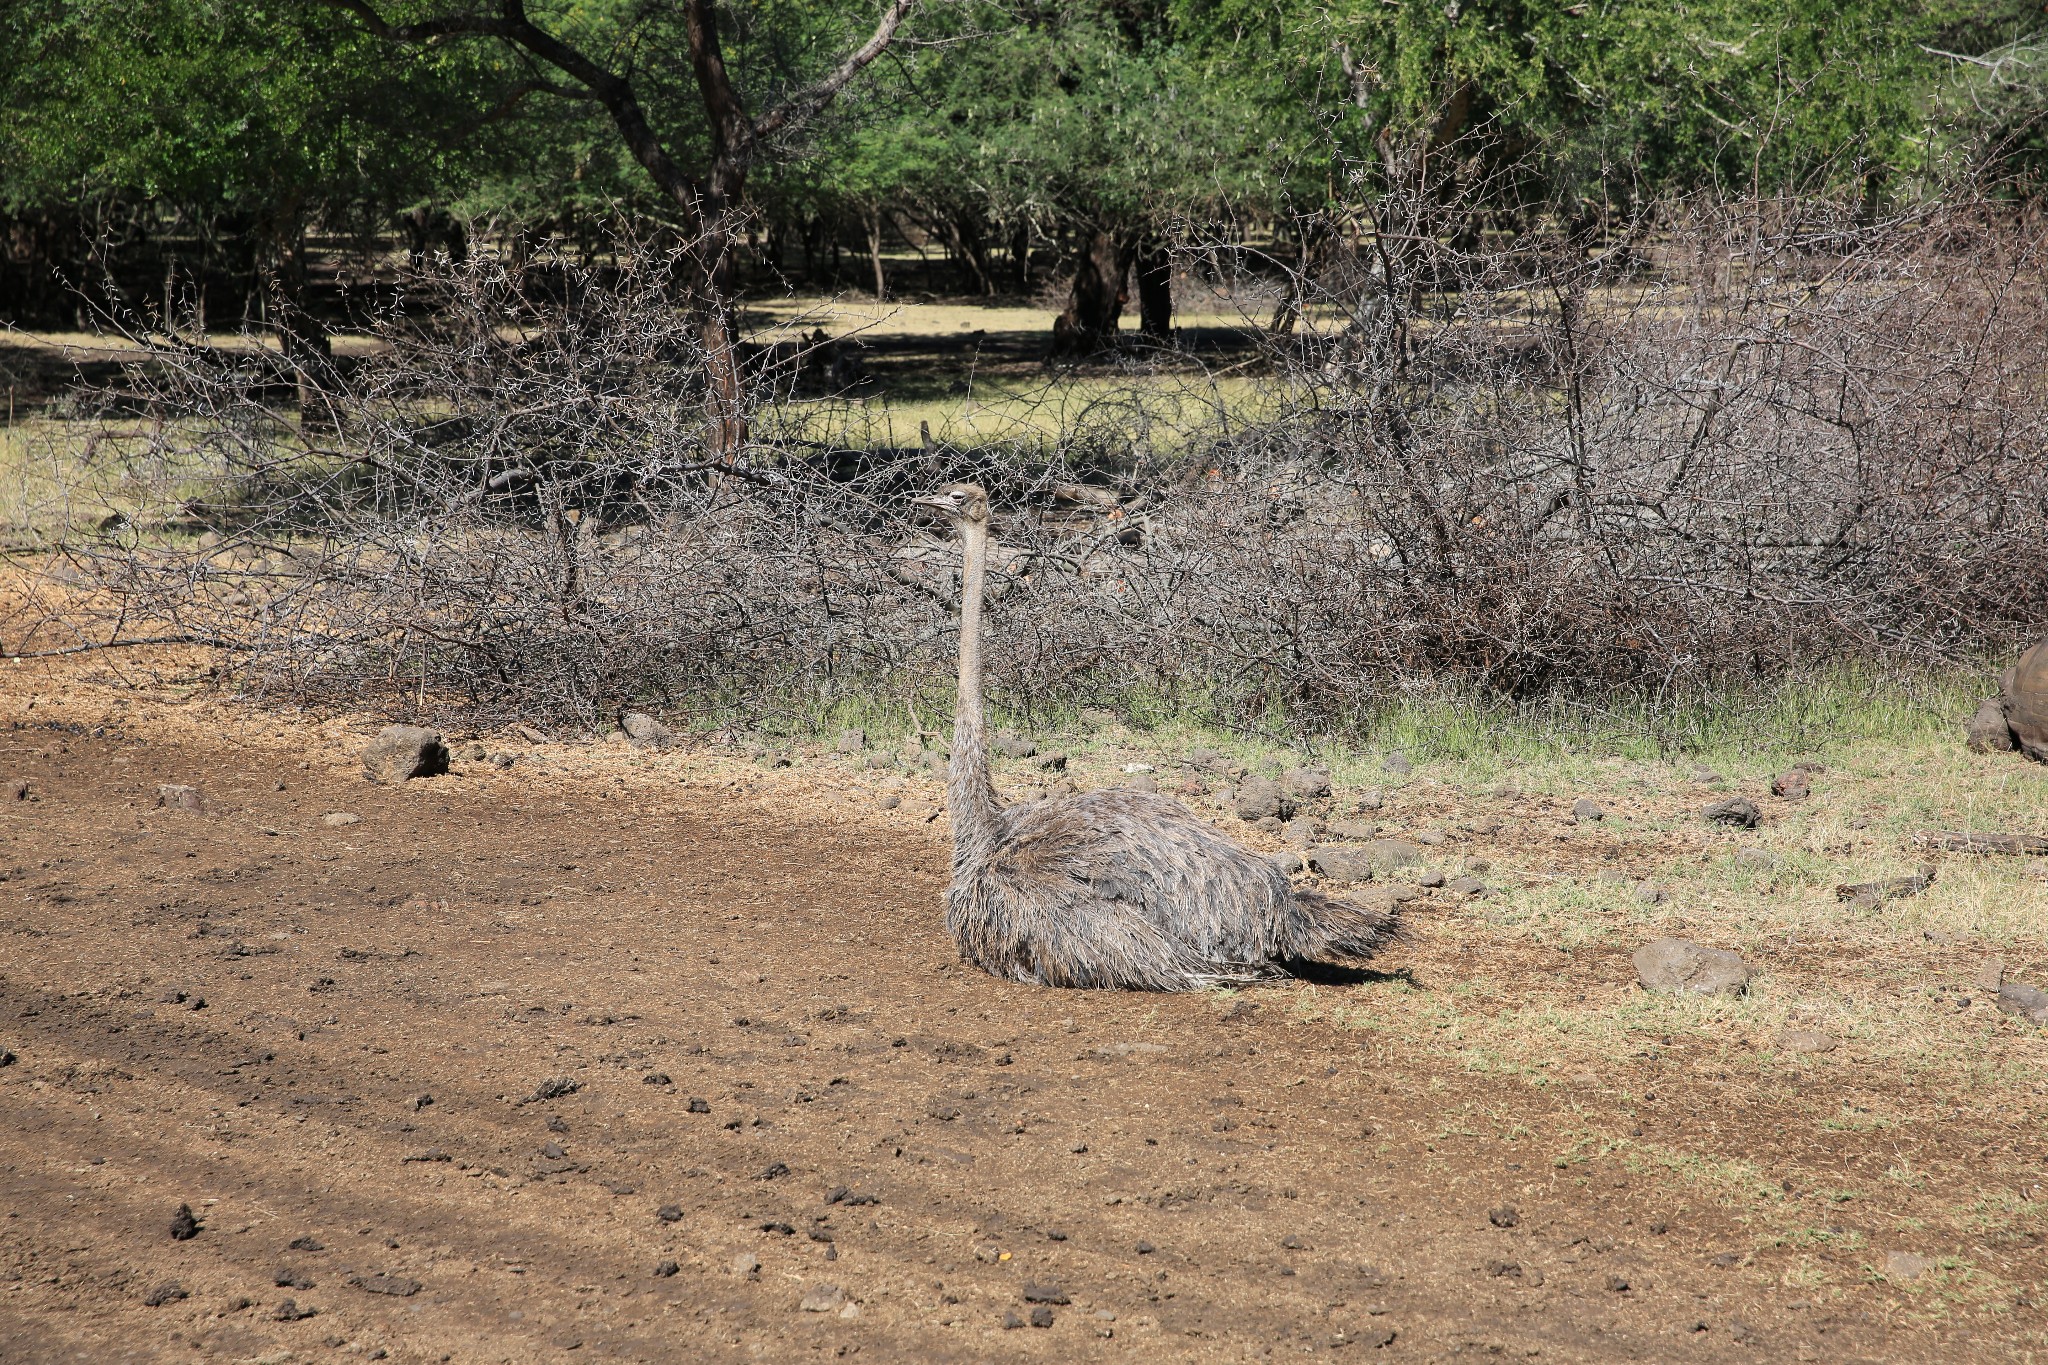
[{"x1": 1292, "y1": 888, "x2": 1406, "y2": 961}]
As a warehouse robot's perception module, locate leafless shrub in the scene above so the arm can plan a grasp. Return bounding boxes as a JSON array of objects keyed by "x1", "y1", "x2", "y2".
[{"x1": 7, "y1": 198, "x2": 2046, "y2": 736}]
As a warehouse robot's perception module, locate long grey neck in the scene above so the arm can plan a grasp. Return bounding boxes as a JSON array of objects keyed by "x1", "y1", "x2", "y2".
[{"x1": 947, "y1": 520, "x2": 1001, "y2": 863}]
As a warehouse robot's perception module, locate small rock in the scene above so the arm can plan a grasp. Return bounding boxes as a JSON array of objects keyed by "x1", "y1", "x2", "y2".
[
  {"x1": 273, "y1": 1298, "x2": 316, "y2": 1321},
  {"x1": 1127, "y1": 773, "x2": 1159, "y2": 794},
  {"x1": 657, "y1": 1205, "x2": 684, "y2": 1223},
  {"x1": 488, "y1": 751, "x2": 517, "y2": 768},
  {"x1": 352, "y1": 1274, "x2": 421, "y2": 1297},
  {"x1": 1358, "y1": 1326, "x2": 1396, "y2": 1348},
  {"x1": 687, "y1": 1097, "x2": 711, "y2": 1114},
  {"x1": 1029, "y1": 1306, "x2": 1055, "y2": 1328},
  {"x1": 1974, "y1": 958, "x2": 2005, "y2": 993},
  {"x1": 1002, "y1": 1312, "x2": 1025, "y2": 1330},
  {"x1": 361, "y1": 726, "x2": 450, "y2": 784},
  {"x1": 527, "y1": 1077, "x2": 580, "y2": 1102},
  {"x1": 1416, "y1": 868, "x2": 1445, "y2": 889},
  {"x1": 1, "y1": 779, "x2": 27, "y2": 801},
  {"x1": 1636, "y1": 883, "x2": 1670, "y2": 906},
  {"x1": 757, "y1": 1161, "x2": 791, "y2": 1181},
  {"x1": 727, "y1": 1251, "x2": 762, "y2": 1277},
  {"x1": 1447, "y1": 876, "x2": 1487, "y2": 897},
  {"x1": 1234, "y1": 775, "x2": 1294, "y2": 822},
  {"x1": 1571, "y1": 798, "x2": 1605, "y2": 823},
  {"x1": 1281, "y1": 817, "x2": 1320, "y2": 846},
  {"x1": 541, "y1": 1141, "x2": 566, "y2": 1160},
  {"x1": 1488, "y1": 1205, "x2": 1520, "y2": 1228},
  {"x1": 1022, "y1": 1282, "x2": 1069, "y2": 1304},
  {"x1": 1412, "y1": 829, "x2": 1447, "y2": 846},
  {"x1": 156, "y1": 784, "x2": 203, "y2": 812},
  {"x1": 1606, "y1": 1274, "x2": 1631, "y2": 1293},
  {"x1": 1268, "y1": 851, "x2": 1305, "y2": 876},
  {"x1": 1770, "y1": 770, "x2": 1811, "y2": 800},
  {"x1": 1776, "y1": 1029, "x2": 1837, "y2": 1054},
  {"x1": 1484, "y1": 1259, "x2": 1522, "y2": 1278},
  {"x1": 1036, "y1": 752, "x2": 1068, "y2": 773},
  {"x1": 1997, "y1": 981, "x2": 2048, "y2": 1026},
  {"x1": 321, "y1": 811, "x2": 360, "y2": 827},
  {"x1": 621, "y1": 711, "x2": 678, "y2": 750},
  {"x1": 1382, "y1": 752, "x2": 1412, "y2": 775},
  {"x1": 1355, "y1": 790, "x2": 1385, "y2": 811},
  {"x1": 654, "y1": 1260, "x2": 679, "y2": 1278},
  {"x1": 1365, "y1": 837, "x2": 1423, "y2": 868},
  {"x1": 1307, "y1": 846, "x2": 1374, "y2": 884},
  {"x1": 169, "y1": 1204, "x2": 201, "y2": 1240},
  {"x1": 1964, "y1": 696, "x2": 2016, "y2": 753},
  {"x1": 1882, "y1": 1250, "x2": 1932, "y2": 1282},
  {"x1": 1691, "y1": 767, "x2": 1725, "y2": 784},
  {"x1": 1135, "y1": 1240, "x2": 1156, "y2": 1255},
  {"x1": 1633, "y1": 939, "x2": 1751, "y2": 997},
  {"x1": 994, "y1": 731, "x2": 1037, "y2": 759},
  {"x1": 837, "y1": 729, "x2": 867, "y2": 754},
  {"x1": 287, "y1": 1236, "x2": 324, "y2": 1252},
  {"x1": 1703, "y1": 797, "x2": 1760, "y2": 828},
  {"x1": 1735, "y1": 846, "x2": 1778, "y2": 868},
  {"x1": 142, "y1": 1282, "x2": 188, "y2": 1307},
  {"x1": 1836, "y1": 868, "x2": 1934, "y2": 906},
  {"x1": 1279, "y1": 767, "x2": 1332, "y2": 801},
  {"x1": 799, "y1": 1283, "x2": 846, "y2": 1313},
  {"x1": 643, "y1": 1072, "x2": 671, "y2": 1086}
]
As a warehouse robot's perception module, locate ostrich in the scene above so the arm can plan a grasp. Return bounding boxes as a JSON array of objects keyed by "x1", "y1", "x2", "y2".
[{"x1": 911, "y1": 482, "x2": 1402, "y2": 991}]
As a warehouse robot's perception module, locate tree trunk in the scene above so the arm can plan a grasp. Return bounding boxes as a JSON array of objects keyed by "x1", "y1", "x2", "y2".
[
  {"x1": 1009, "y1": 219, "x2": 1030, "y2": 291},
  {"x1": 1133, "y1": 239, "x2": 1172, "y2": 342},
  {"x1": 261, "y1": 212, "x2": 333, "y2": 425},
  {"x1": 1051, "y1": 230, "x2": 1130, "y2": 354},
  {"x1": 865, "y1": 205, "x2": 886, "y2": 300}
]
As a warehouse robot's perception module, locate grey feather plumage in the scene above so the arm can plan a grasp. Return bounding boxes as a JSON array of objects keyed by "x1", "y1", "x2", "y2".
[{"x1": 916, "y1": 483, "x2": 1401, "y2": 992}]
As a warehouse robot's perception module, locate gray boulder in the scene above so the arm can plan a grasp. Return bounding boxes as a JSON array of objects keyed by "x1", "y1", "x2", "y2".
[
  {"x1": 994, "y1": 731, "x2": 1038, "y2": 759},
  {"x1": 620, "y1": 711, "x2": 677, "y2": 750},
  {"x1": 1233, "y1": 775, "x2": 1294, "y2": 822},
  {"x1": 1632, "y1": 938, "x2": 1751, "y2": 997},
  {"x1": 1997, "y1": 981, "x2": 2048, "y2": 1026},
  {"x1": 362, "y1": 726, "x2": 450, "y2": 784},
  {"x1": 1363, "y1": 837, "x2": 1424, "y2": 869},
  {"x1": 1307, "y1": 846, "x2": 1375, "y2": 884},
  {"x1": 1571, "y1": 798, "x2": 1605, "y2": 823},
  {"x1": 1703, "y1": 797, "x2": 1760, "y2": 828},
  {"x1": 155, "y1": 783, "x2": 204, "y2": 812},
  {"x1": 1279, "y1": 767, "x2": 1332, "y2": 802}
]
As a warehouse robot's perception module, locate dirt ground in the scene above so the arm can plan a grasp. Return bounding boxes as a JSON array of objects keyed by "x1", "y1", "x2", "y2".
[{"x1": 2, "y1": 662, "x2": 2044, "y2": 1364}]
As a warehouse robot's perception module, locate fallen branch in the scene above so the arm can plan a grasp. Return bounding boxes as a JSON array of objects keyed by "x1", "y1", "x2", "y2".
[
  {"x1": 1835, "y1": 866, "x2": 1935, "y2": 905},
  {"x1": 2, "y1": 634, "x2": 247, "y2": 660},
  {"x1": 1911, "y1": 832, "x2": 2048, "y2": 856}
]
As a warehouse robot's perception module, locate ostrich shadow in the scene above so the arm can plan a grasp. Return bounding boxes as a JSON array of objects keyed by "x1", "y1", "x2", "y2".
[{"x1": 1282, "y1": 962, "x2": 1420, "y2": 988}]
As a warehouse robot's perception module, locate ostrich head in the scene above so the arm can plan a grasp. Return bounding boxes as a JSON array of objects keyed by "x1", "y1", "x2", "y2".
[{"x1": 912, "y1": 483, "x2": 990, "y2": 527}]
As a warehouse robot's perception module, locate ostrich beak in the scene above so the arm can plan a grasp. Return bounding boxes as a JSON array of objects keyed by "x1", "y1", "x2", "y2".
[{"x1": 911, "y1": 493, "x2": 956, "y2": 513}]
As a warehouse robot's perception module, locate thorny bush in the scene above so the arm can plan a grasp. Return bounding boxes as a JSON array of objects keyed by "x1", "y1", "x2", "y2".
[{"x1": 8, "y1": 199, "x2": 2048, "y2": 736}]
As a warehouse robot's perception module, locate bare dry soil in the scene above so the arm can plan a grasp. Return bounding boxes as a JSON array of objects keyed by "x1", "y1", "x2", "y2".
[{"x1": 1, "y1": 673, "x2": 2043, "y2": 1363}]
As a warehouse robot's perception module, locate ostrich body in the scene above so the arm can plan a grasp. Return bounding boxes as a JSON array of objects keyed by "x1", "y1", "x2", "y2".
[{"x1": 913, "y1": 483, "x2": 1401, "y2": 991}]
